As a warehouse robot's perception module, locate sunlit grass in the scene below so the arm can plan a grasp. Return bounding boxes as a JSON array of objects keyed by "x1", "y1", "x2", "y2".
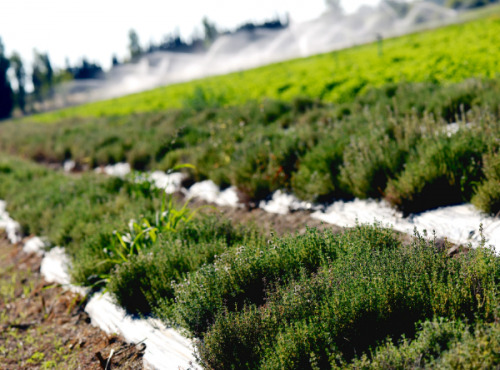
[{"x1": 24, "y1": 12, "x2": 500, "y2": 123}]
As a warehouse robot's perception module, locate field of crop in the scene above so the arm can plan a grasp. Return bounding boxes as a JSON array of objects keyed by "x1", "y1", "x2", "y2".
[
  {"x1": 24, "y1": 12, "x2": 500, "y2": 123},
  {"x1": 1, "y1": 8, "x2": 500, "y2": 368},
  {"x1": 2, "y1": 77, "x2": 500, "y2": 214}
]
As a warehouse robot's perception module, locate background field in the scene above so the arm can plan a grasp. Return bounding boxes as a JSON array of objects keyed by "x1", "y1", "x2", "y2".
[{"x1": 24, "y1": 13, "x2": 500, "y2": 123}]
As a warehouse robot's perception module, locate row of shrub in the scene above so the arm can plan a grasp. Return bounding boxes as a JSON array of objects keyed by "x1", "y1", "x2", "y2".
[
  {"x1": 2, "y1": 78, "x2": 500, "y2": 215},
  {"x1": 179, "y1": 227, "x2": 499, "y2": 368},
  {"x1": 0, "y1": 156, "x2": 259, "y2": 303},
  {"x1": 106, "y1": 217, "x2": 500, "y2": 368},
  {"x1": 0, "y1": 158, "x2": 498, "y2": 367}
]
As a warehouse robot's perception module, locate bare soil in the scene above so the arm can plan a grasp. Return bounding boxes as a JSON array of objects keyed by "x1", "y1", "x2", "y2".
[
  {"x1": 187, "y1": 196, "x2": 342, "y2": 237},
  {"x1": 0, "y1": 234, "x2": 145, "y2": 369}
]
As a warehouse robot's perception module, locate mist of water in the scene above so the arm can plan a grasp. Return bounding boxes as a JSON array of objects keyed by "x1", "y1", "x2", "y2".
[{"x1": 50, "y1": 2, "x2": 457, "y2": 109}]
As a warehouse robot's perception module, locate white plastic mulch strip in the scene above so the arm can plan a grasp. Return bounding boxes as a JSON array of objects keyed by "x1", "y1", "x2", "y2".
[
  {"x1": 149, "y1": 171, "x2": 185, "y2": 194},
  {"x1": 94, "y1": 162, "x2": 132, "y2": 178},
  {"x1": 259, "y1": 190, "x2": 322, "y2": 215},
  {"x1": 85, "y1": 294, "x2": 196, "y2": 369},
  {"x1": 0, "y1": 200, "x2": 198, "y2": 370},
  {"x1": 23, "y1": 236, "x2": 46, "y2": 256},
  {"x1": 0, "y1": 200, "x2": 22, "y2": 244},
  {"x1": 89, "y1": 162, "x2": 242, "y2": 208},
  {"x1": 185, "y1": 180, "x2": 241, "y2": 208},
  {"x1": 92, "y1": 162, "x2": 500, "y2": 252},
  {"x1": 312, "y1": 199, "x2": 500, "y2": 252}
]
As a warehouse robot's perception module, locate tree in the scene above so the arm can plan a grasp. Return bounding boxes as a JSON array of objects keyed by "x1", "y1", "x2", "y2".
[
  {"x1": 325, "y1": 0, "x2": 342, "y2": 11},
  {"x1": 202, "y1": 17, "x2": 218, "y2": 46},
  {"x1": 32, "y1": 51, "x2": 44, "y2": 101},
  {"x1": 128, "y1": 29, "x2": 141, "y2": 60},
  {"x1": 445, "y1": 0, "x2": 496, "y2": 8},
  {"x1": 383, "y1": 0, "x2": 411, "y2": 16},
  {"x1": 0, "y1": 37, "x2": 14, "y2": 119},
  {"x1": 32, "y1": 50, "x2": 53, "y2": 101},
  {"x1": 10, "y1": 52, "x2": 26, "y2": 113},
  {"x1": 68, "y1": 58, "x2": 103, "y2": 79},
  {"x1": 41, "y1": 53, "x2": 53, "y2": 89}
]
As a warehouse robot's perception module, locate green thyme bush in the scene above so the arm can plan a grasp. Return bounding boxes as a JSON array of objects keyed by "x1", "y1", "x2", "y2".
[
  {"x1": 229, "y1": 127, "x2": 318, "y2": 201},
  {"x1": 195, "y1": 227, "x2": 499, "y2": 368},
  {"x1": 350, "y1": 319, "x2": 500, "y2": 369},
  {"x1": 168, "y1": 225, "x2": 400, "y2": 336},
  {"x1": 386, "y1": 129, "x2": 489, "y2": 215},
  {"x1": 472, "y1": 151, "x2": 500, "y2": 215},
  {"x1": 291, "y1": 136, "x2": 349, "y2": 203},
  {"x1": 108, "y1": 217, "x2": 261, "y2": 315}
]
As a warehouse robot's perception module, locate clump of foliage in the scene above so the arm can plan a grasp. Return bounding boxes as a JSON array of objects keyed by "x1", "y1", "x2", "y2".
[
  {"x1": 350, "y1": 319, "x2": 500, "y2": 369},
  {"x1": 170, "y1": 225, "x2": 499, "y2": 368},
  {"x1": 168, "y1": 225, "x2": 401, "y2": 336},
  {"x1": 108, "y1": 217, "x2": 261, "y2": 315},
  {"x1": 386, "y1": 128, "x2": 488, "y2": 215},
  {"x1": 291, "y1": 135, "x2": 349, "y2": 203},
  {"x1": 472, "y1": 150, "x2": 500, "y2": 215}
]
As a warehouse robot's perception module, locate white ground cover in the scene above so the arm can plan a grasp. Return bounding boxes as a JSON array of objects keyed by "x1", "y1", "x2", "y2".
[
  {"x1": 0, "y1": 200, "x2": 21, "y2": 244},
  {"x1": 92, "y1": 162, "x2": 500, "y2": 252},
  {"x1": 259, "y1": 190, "x2": 322, "y2": 215},
  {"x1": 259, "y1": 190, "x2": 500, "y2": 251},
  {"x1": 312, "y1": 199, "x2": 500, "y2": 251},
  {"x1": 94, "y1": 162, "x2": 132, "y2": 178},
  {"x1": 185, "y1": 180, "x2": 241, "y2": 208}
]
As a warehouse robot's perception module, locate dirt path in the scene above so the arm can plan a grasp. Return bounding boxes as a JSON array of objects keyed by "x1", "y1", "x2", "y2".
[
  {"x1": 188, "y1": 196, "x2": 342, "y2": 237},
  {"x1": 0, "y1": 234, "x2": 145, "y2": 369}
]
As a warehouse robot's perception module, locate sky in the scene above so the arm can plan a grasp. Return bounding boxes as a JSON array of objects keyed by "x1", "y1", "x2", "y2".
[{"x1": 0, "y1": 0, "x2": 381, "y2": 71}]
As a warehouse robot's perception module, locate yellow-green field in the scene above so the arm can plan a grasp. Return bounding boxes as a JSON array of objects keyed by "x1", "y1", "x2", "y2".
[{"x1": 29, "y1": 11, "x2": 500, "y2": 123}]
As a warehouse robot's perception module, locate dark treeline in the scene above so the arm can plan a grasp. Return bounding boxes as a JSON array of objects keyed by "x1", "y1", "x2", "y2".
[
  {"x1": 0, "y1": 36, "x2": 104, "y2": 119},
  {"x1": 66, "y1": 59, "x2": 103, "y2": 80},
  {"x1": 139, "y1": 15, "x2": 289, "y2": 57},
  {"x1": 444, "y1": 0, "x2": 499, "y2": 8},
  {"x1": 428, "y1": 0, "x2": 499, "y2": 8},
  {"x1": 0, "y1": 38, "x2": 14, "y2": 119}
]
